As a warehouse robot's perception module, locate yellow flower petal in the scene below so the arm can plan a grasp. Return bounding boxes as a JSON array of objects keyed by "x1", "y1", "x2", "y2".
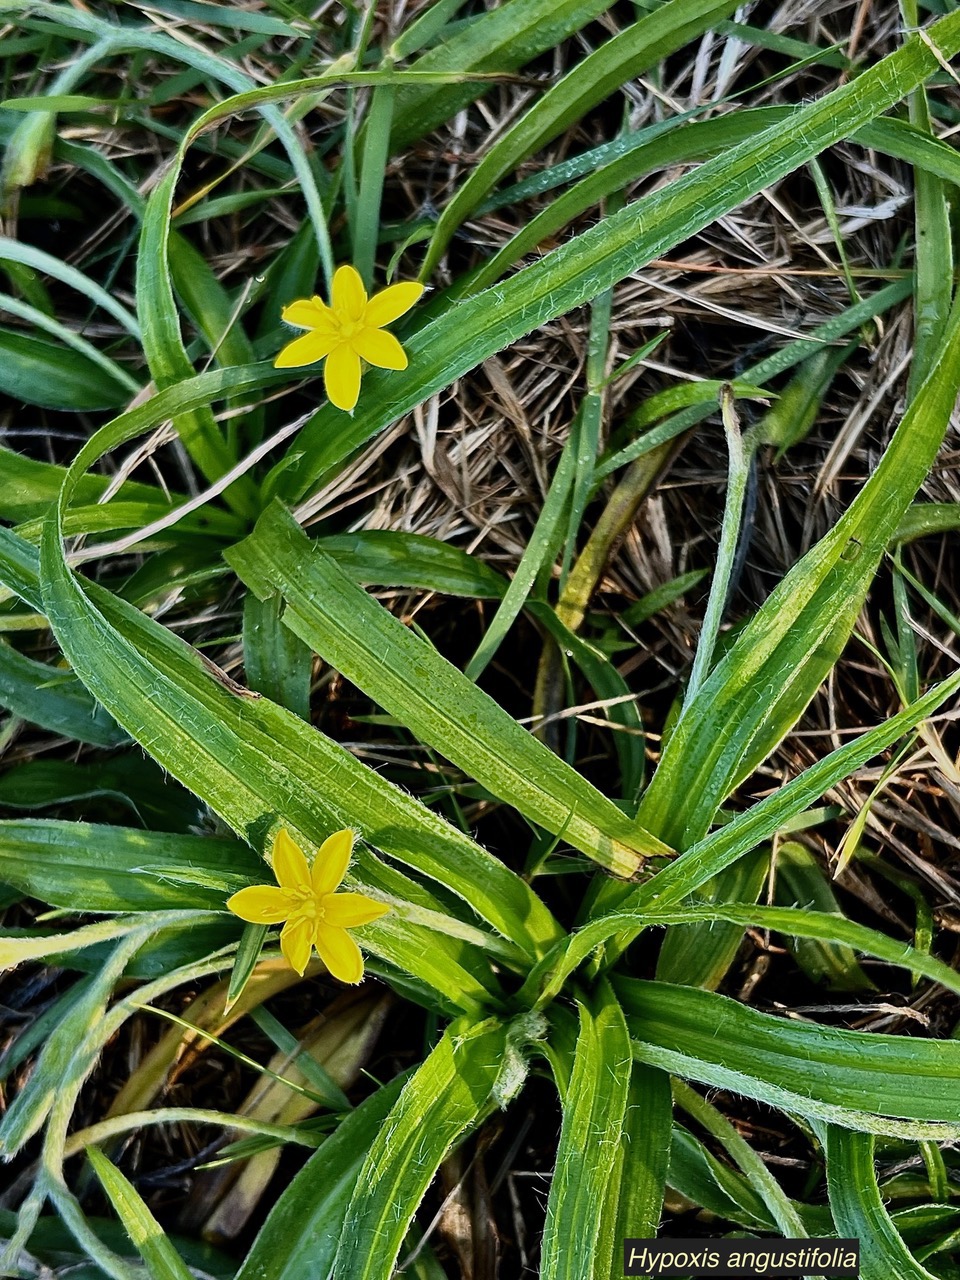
[
  {"x1": 322, "y1": 891, "x2": 390, "y2": 929},
  {"x1": 280, "y1": 915, "x2": 314, "y2": 975},
  {"x1": 324, "y1": 342, "x2": 362, "y2": 412},
  {"x1": 331, "y1": 264, "x2": 367, "y2": 322},
  {"x1": 314, "y1": 923, "x2": 364, "y2": 984},
  {"x1": 272, "y1": 828, "x2": 311, "y2": 891},
  {"x1": 227, "y1": 885, "x2": 295, "y2": 924},
  {"x1": 274, "y1": 329, "x2": 340, "y2": 369},
  {"x1": 350, "y1": 327, "x2": 407, "y2": 371},
  {"x1": 280, "y1": 297, "x2": 336, "y2": 330},
  {"x1": 363, "y1": 281, "x2": 424, "y2": 328},
  {"x1": 311, "y1": 828, "x2": 354, "y2": 895}
]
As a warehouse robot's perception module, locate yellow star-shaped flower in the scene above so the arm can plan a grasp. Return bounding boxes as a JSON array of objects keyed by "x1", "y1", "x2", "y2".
[
  {"x1": 227, "y1": 828, "x2": 389, "y2": 982},
  {"x1": 274, "y1": 264, "x2": 424, "y2": 413}
]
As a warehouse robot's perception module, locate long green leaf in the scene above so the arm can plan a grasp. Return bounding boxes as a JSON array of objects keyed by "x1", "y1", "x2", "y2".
[
  {"x1": 226, "y1": 501, "x2": 671, "y2": 875},
  {"x1": 330, "y1": 1014, "x2": 538, "y2": 1280},
  {"x1": 422, "y1": 0, "x2": 747, "y2": 276},
  {"x1": 466, "y1": 109, "x2": 960, "y2": 295},
  {"x1": 0, "y1": 329, "x2": 132, "y2": 411},
  {"x1": 825, "y1": 1127, "x2": 939, "y2": 1279},
  {"x1": 0, "y1": 755, "x2": 203, "y2": 830},
  {"x1": 524, "y1": 898, "x2": 960, "y2": 1012},
  {"x1": 540, "y1": 982, "x2": 632, "y2": 1280},
  {"x1": 0, "y1": 641, "x2": 125, "y2": 746},
  {"x1": 624, "y1": 284, "x2": 960, "y2": 855},
  {"x1": 236, "y1": 1073, "x2": 410, "y2": 1280},
  {"x1": 655, "y1": 849, "x2": 769, "y2": 990},
  {"x1": 0, "y1": 444, "x2": 244, "y2": 537},
  {"x1": 605, "y1": 1065, "x2": 672, "y2": 1277},
  {"x1": 388, "y1": 0, "x2": 611, "y2": 150},
  {"x1": 672, "y1": 1079, "x2": 806, "y2": 1238},
  {"x1": 619, "y1": 979, "x2": 960, "y2": 1137},
  {"x1": 0, "y1": 234, "x2": 139, "y2": 336},
  {"x1": 0, "y1": 820, "x2": 260, "y2": 912},
  {"x1": 85, "y1": 1147, "x2": 194, "y2": 1280},
  {"x1": 318, "y1": 530, "x2": 507, "y2": 599}
]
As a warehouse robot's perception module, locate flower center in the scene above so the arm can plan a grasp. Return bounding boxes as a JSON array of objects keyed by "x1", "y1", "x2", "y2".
[
  {"x1": 336, "y1": 316, "x2": 364, "y2": 341},
  {"x1": 291, "y1": 886, "x2": 323, "y2": 920}
]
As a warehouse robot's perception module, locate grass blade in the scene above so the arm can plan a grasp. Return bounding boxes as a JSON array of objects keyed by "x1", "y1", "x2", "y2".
[
  {"x1": 331, "y1": 1014, "x2": 538, "y2": 1280},
  {"x1": 227, "y1": 501, "x2": 673, "y2": 875},
  {"x1": 0, "y1": 820, "x2": 258, "y2": 911},
  {"x1": 85, "y1": 1147, "x2": 194, "y2": 1280},
  {"x1": 422, "y1": 0, "x2": 747, "y2": 277},
  {"x1": 540, "y1": 982, "x2": 632, "y2": 1280},
  {"x1": 619, "y1": 978, "x2": 960, "y2": 1138},
  {"x1": 623, "y1": 276, "x2": 960, "y2": 857},
  {"x1": 388, "y1": 0, "x2": 611, "y2": 150},
  {"x1": 825, "y1": 1127, "x2": 939, "y2": 1279}
]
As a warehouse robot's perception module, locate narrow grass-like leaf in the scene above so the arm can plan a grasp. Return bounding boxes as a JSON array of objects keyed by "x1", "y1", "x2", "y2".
[
  {"x1": 0, "y1": 917, "x2": 206, "y2": 1155},
  {"x1": 0, "y1": 524, "x2": 45, "y2": 610},
  {"x1": 825, "y1": 1127, "x2": 939, "y2": 1279},
  {"x1": 655, "y1": 849, "x2": 769, "y2": 990},
  {"x1": 318, "y1": 531, "x2": 507, "y2": 599},
  {"x1": 626, "y1": 279, "x2": 960, "y2": 856},
  {"x1": 0, "y1": 642, "x2": 125, "y2": 746},
  {"x1": 0, "y1": 756, "x2": 202, "y2": 830},
  {"x1": 0, "y1": 234, "x2": 139, "y2": 336},
  {"x1": 331, "y1": 1014, "x2": 538, "y2": 1280},
  {"x1": 595, "y1": 278, "x2": 913, "y2": 482},
  {"x1": 902, "y1": 0, "x2": 953, "y2": 401},
  {"x1": 422, "y1": 0, "x2": 747, "y2": 277},
  {"x1": 619, "y1": 979, "x2": 960, "y2": 1137},
  {"x1": 353, "y1": 81, "x2": 395, "y2": 290},
  {"x1": 669, "y1": 1125, "x2": 783, "y2": 1231},
  {"x1": 85, "y1": 1147, "x2": 194, "y2": 1280},
  {"x1": 540, "y1": 982, "x2": 632, "y2": 1280},
  {"x1": 388, "y1": 0, "x2": 611, "y2": 150},
  {"x1": 0, "y1": 329, "x2": 132, "y2": 411},
  {"x1": 475, "y1": 111, "x2": 958, "y2": 225},
  {"x1": 227, "y1": 501, "x2": 672, "y2": 873},
  {"x1": 138, "y1": 168, "x2": 256, "y2": 513},
  {"x1": 673, "y1": 1079, "x2": 806, "y2": 1238},
  {"x1": 0, "y1": 291, "x2": 139, "y2": 394},
  {"x1": 523, "y1": 896, "x2": 960, "y2": 1012},
  {"x1": 51, "y1": 919, "x2": 239, "y2": 983},
  {"x1": 124, "y1": 0, "x2": 302, "y2": 37},
  {"x1": 0, "y1": 442, "x2": 245, "y2": 536},
  {"x1": 389, "y1": 0, "x2": 466, "y2": 59},
  {"x1": 0, "y1": 979, "x2": 93, "y2": 1085},
  {"x1": 0, "y1": 820, "x2": 260, "y2": 912},
  {"x1": 236, "y1": 1074, "x2": 409, "y2": 1280},
  {"x1": 605, "y1": 1065, "x2": 672, "y2": 1276},
  {"x1": 243, "y1": 591, "x2": 311, "y2": 720},
  {"x1": 683, "y1": 387, "x2": 749, "y2": 705},
  {"x1": 464, "y1": 413, "x2": 577, "y2": 680},
  {"x1": 774, "y1": 841, "x2": 874, "y2": 991}
]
